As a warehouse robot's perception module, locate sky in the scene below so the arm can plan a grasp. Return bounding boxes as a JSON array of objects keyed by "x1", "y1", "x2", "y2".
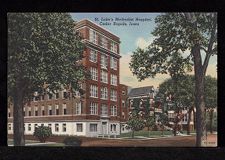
[{"x1": 70, "y1": 13, "x2": 217, "y2": 88}]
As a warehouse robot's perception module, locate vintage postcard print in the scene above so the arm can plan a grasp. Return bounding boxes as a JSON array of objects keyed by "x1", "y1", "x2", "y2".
[{"x1": 8, "y1": 13, "x2": 217, "y2": 147}]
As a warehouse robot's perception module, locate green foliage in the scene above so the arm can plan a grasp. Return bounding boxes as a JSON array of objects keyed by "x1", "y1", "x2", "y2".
[
  {"x1": 126, "y1": 111, "x2": 145, "y2": 132},
  {"x1": 204, "y1": 76, "x2": 217, "y2": 108},
  {"x1": 159, "y1": 113, "x2": 169, "y2": 126},
  {"x1": 33, "y1": 126, "x2": 52, "y2": 143},
  {"x1": 158, "y1": 75, "x2": 217, "y2": 110},
  {"x1": 129, "y1": 13, "x2": 217, "y2": 82},
  {"x1": 145, "y1": 116, "x2": 155, "y2": 128},
  {"x1": 63, "y1": 136, "x2": 82, "y2": 146},
  {"x1": 206, "y1": 111, "x2": 217, "y2": 131},
  {"x1": 8, "y1": 13, "x2": 88, "y2": 99}
]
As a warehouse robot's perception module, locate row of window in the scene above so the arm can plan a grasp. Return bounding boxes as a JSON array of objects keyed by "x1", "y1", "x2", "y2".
[
  {"x1": 8, "y1": 103, "x2": 117, "y2": 117},
  {"x1": 31, "y1": 90, "x2": 81, "y2": 102},
  {"x1": 90, "y1": 102, "x2": 117, "y2": 116},
  {"x1": 90, "y1": 85, "x2": 117, "y2": 101},
  {"x1": 8, "y1": 123, "x2": 117, "y2": 132},
  {"x1": 89, "y1": 29, "x2": 118, "y2": 54},
  {"x1": 89, "y1": 50, "x2": 118, "y2": 70},
  {"x1": 8, "y1": 103, "x2": 81, "y2": 117}
]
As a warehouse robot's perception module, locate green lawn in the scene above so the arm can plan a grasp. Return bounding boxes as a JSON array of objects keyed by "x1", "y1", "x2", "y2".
[
  {"x1": 119, "y1": 130, "x2": 173, "y2": 138},
  {"x1": 8, "y1": 139, "x2": 40, "y2": 145},
  {"x1": 8, "y1": 139, "x2": 65, "y2": 146}
]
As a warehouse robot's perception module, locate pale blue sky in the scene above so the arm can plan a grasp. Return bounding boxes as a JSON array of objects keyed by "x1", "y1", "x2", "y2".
[
  {"x1": 70, "y1": 13, "x2": 217, "y2": 88},
  {"x1": 71, "y1": 13, "x2": 159, "y2": 55}
]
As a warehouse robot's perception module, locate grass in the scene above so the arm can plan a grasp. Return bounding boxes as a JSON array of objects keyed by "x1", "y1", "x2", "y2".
[
  {"x1": 119, "y1": 130, "x2": 173, "y2": 138},
  {"x1": 8, "y1": 139, "x2": 65, "y2": 146},
  {"x1": 8, "y1": 139, "x2": 41, "y2": 145}
]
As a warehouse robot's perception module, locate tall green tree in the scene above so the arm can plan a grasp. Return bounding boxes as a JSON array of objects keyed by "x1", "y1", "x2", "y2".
[
  {"x1": 126, "y1": 111, "x2": 145, "y2": 138},
  {"x1": 130, "y1": 13, "x2": 217, "y2": 146},
  {"x1": 8, "y1": 13, "x2": 88, "y2": 146}
]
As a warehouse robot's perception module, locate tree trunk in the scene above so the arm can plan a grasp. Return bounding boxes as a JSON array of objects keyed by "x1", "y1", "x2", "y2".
[
  {"x1": 13, "y1": 89, "x2": 25, "y2": 146},
  {"x1": 192, "y1": 45, "x2": 206, "y2": 147}
]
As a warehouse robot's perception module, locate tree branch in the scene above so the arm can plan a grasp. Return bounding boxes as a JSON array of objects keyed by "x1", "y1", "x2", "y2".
[{"x1": 202, "y1": 14, "x2": 217, "y2": 76}]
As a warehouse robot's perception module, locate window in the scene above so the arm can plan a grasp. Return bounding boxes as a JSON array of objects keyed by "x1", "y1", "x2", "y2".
[
  {"x1": 101, "y1": 104, "x2": 108, "y2": 116},
  {"x1": 122, "y1": 100, "x2": 125, "y2": 107},
  {"x1": 41, "y1": 124, "x2": 44, "y2": 127},
  {"x1": 55, "y1": 105, "x2": 59, "y2": 115},
  {"x1": 41, "y1": 106, "x2": 45, "y2": 116},
  {"x1": 34, "y1": 124, "x2": 38, "y2": 129},
  {"x1": 110, "y1": 90, "x2": 117, "y2": 101},
  {"x1": 110, "y1": 41, "x2": 118, "y2": 53},
  {"x1": 35, "y1": 106, "x2": 38, "y2": 116},
  {"x1": 28, "y1": 124, "x2": 31, "y2": 131},
  {"x1": 48, "y1": 124, "x2": 52, "y2": 130},
  {"x1": 55, "y1": 124, "x2": 59, "y2": 132},
  {"x1": 34, "y1": 96, "x2": 39, "y2": 102},
  {"x1": 110, "y1": 57, "x2": 117, "y2": 70},
  {"x1": 62, "y1": 124, "x2": 66, "y2": 132},
  {"x1": 23, "y1": 108, "x2": 25, "y2": 116},
  {"x1": 90, "y1": 85, "x2": 98, "y2": 98},
  {"x1": 63, "y1": 104, "x2": 67, "y2": 115},
  {"x1": 8, "y1": 124, "x2": 12, "y2": 130},
  {"x1": 100, "y1": 36, "x2": 108, "y2": 49},
  {"x1": 100, "y1": 70, "x2": 108, "y2": 83},
  {"x1": 55, "y1": 92, "x2": 59, "y2": 99},
  {"x1": 110, "y1": 124, "x2": 117, "y2": 132},
  {"x1": 75, "y1": 103, "x2": 81, "y2": 115},
  {"x1": 90, "y1": 102, "x2": 98, "y2": 115},
  {"x1": 89, "y1": 29, "x2": 97, "y2": 44},
  {"x1": 48, "y1": 106, "x2": 52, "y2": 115},
  {"x1": 110, "y1": 105, "x2": 117, "y2": 116},
  {"x1": 63, "y1": 91, "x2": 68, "y2": 99},
  {"x1": 41, "y1": 95, "x2": 45, "y2": 101},
  {"x1": 8, "y1": 109, "x2": 10, "y2": 117},
  {"x1": 89, "y1": 49, "x2": 97, "y2": 62},
  {"x1": 122, "y1": 112, "x2": 125, "y2": 119},
  {"x1": 101, "y1": 87, "x2": 108, "y2": 100},
  {"x1": 90, "y1": 67, "x2": 98, "y2": 81},
  {"x1": 76, "y1": 124, "x2": 83, "y2": 132},
  {"x1": 48, "y1": 93, "x2": 53, "y2": 100},
  {"x1": 100, "y1": 54, "x2": 108, "y2": 68},
  {"x1": 90, "y1": 124, "x2": 97, "y2": 132},
  {"x1": 110, "y1": 74, "x2": 117, "y2": 86},
  {"x1": 28, "y1": 107, "x2": 31, "y2": 116}
]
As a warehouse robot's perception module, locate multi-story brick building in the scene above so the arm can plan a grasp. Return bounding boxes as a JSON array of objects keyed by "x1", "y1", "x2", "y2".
[{"x1": 8, "y1": 19, "x2": 123, "y2": 137}]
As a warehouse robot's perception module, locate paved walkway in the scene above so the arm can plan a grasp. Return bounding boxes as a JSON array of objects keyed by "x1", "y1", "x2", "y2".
[{"x1": 8, "y1": 142, "x2": 57, "y2": 146}]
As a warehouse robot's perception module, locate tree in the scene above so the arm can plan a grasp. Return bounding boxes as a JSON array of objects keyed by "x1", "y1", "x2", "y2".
[
  {"x1": 33, "y1": 126, "x2": 52, "y2": 143},
  {"x1": 204, "y1": 76, "x2": 217, "y2": 133},
  {"x1": 145, "y1": 116, "x2": 155, "y2": 137},
  {"x1": 158, "y1": 113, "x2": 169, "y2": 136},
  {"x1": 8, "y1": 13, "x2": 88, "y2": 146},
  {"x1": 126, "y1": 111, "x2": 145, "y2": 138},
  {"x1": 130, "y1": 13, "x2": 217, "y2": 146},
  {"x1": 158, "y1": 75, "x2": 217, "y2": 135}
]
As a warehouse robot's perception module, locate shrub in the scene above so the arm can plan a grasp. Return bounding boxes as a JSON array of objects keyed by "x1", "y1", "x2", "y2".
[
  {"x1": 33, "y1": 126, "x2": 52, "y2": 143},
  {"x1": 63, "y1": 136, "x2": 82, "y2": 146}
]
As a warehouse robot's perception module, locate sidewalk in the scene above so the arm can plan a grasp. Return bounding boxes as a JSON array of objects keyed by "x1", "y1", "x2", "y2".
[{"x1": 8, "y1": 142, "x2": 57, "y2": 146}]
